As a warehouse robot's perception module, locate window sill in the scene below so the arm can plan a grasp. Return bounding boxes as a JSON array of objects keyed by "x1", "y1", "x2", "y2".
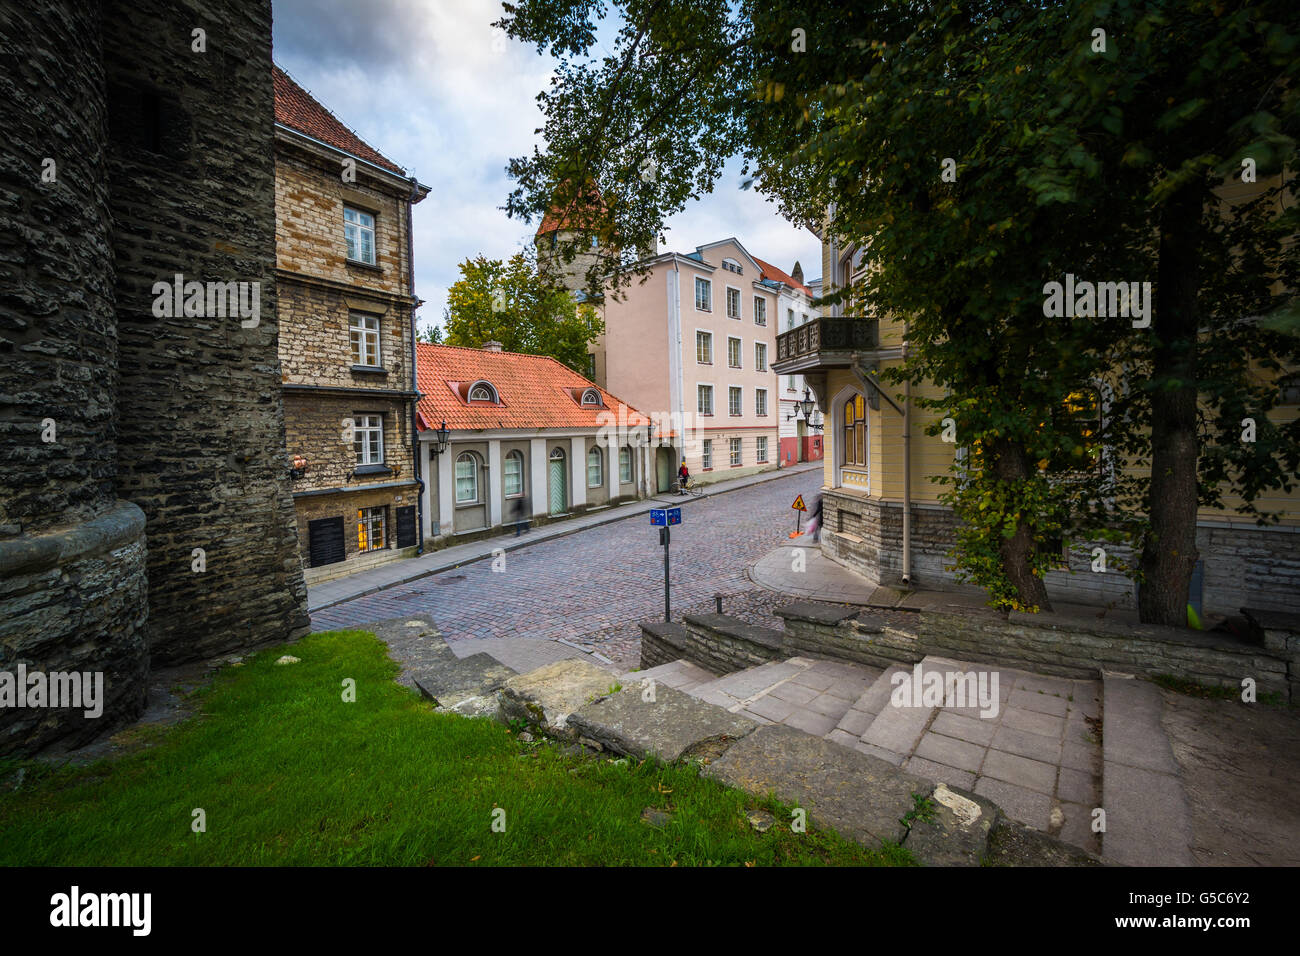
[
  {"x1": 351, "y1": 365, "x2": 388, "y2": 375},
  {"x1": 346, "y1": 258, "x2": 383, "y2": 273},
  {"x1": 454, "y1": 501, "x2": 482, "y2": 509},
  {"x1": 353, "y1": 464, "x2": 392, "y2": 477}
]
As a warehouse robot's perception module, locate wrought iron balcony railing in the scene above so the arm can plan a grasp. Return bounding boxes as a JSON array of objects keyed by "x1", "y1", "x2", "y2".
[{"x1": 774, "y1": 316, "x2": 879, "y2": 367}]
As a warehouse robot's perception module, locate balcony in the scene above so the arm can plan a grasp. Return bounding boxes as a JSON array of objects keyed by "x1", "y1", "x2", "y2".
[{"x1": 773, "y1": 316, "x2": 879, "y2": 373}]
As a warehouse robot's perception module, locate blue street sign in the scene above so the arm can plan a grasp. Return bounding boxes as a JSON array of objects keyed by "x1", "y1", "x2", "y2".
[
  {"x1": 650, "y1": 509, "x2": 666, "y2": 526},
  {"x1": 667, "y1": 508, "x2": 681, "y2": 525}
]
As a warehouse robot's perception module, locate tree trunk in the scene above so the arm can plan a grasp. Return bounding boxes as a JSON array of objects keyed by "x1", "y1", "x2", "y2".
[
  {"x1": 1139, "y1": 184, "x2": 1202, "y2": 626},
  {"x1": 992, "y1": 437, "x2": 1053, "y2": 613}
]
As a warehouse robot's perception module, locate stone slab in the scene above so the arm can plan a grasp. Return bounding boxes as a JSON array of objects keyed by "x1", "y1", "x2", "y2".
[
  {"x1": 567, "y1": 684, "x2": 756, "y2": 763},
  {"x1": 904, "y1": 784, "x2": 1001, "y2": 867},
  {"x1": 705, "y1": 723, "x2": 932, "y2": 848},
  {"x1": 499, "y1": 658, "x2": 620, "y2": 738},
  {"x1": 412, "y1": 652, "x2": 517, "y2": 710}
]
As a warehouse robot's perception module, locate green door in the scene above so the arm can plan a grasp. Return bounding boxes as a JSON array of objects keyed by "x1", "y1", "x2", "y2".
[
  {"x1": 656, "y1": 447, "x2": 673, "y2": 493},
  {"x1": 548, "y1": 450, "x2": 567, "y2": 514}
]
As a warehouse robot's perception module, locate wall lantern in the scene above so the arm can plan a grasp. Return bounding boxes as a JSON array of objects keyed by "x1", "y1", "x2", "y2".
[
  {"x1": 799, "y1": 388, "x2": 816, "y2": 419},
  {"x1": 431, "y1": 420, "x2": 450, "y2": 456}
]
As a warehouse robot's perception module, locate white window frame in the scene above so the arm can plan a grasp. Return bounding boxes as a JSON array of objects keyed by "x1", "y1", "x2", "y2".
[
  {"x1": 354, "y1": 413, "x2": 383, "y2": 464},
  {"x1": 696, "y1": 330, "x2": 712, "y2": 364},
  {"x1": 586, "y1": 446, "x2": 602, "y2": 488},
  {"x1": 344, "y1": 206, "x2": 376, "y2": 265},
  {"x1": 754, "y1": 342, "x2": 767, "y2": 372},
  {"x1": 619, "y1": 447, "x2": 632, "y2": 483},
  {"x1": 727, "y1": 336, "x2": 742, "y2": 369},
  {"x1": 726, "y1": 286, "x2": 742, "y2": 320},
  {"x1": 455, "y1": 452, "x2": 480, "y2": 504},
  {"x1": 504, "y1": 450, "x2": 524, "y2": 498},
  {"x1": 581, "y1": 388, "x2": 602, "y2": 406},
  {"x1": 728, "y1": 386, "x2": 742, "y2": 417},
  {"x1": 729, "y1": 437, "x2": 742, "y2": 466},
  {"x1": 754, "y1": 297, "x2": 766, "y2": 326},
  {"x1": 701, "y1": 439, "x2": 713, "y2": 469},
  {"x1": 756, "y1": 436, "x2": 768, "y2": 463},
  {"x1": 694, "y1": 277, "x2": 712, "y2": 312},
  {"x1": 349, "y1": 312, "x2": 380, "y2": 367},
  {"x1": 468, "y1": 380, "x2": 497, "y2": 403},
  {"x1": 697, "y1": 383, "x2": 714, "y2": 416},
  {"x1": 756, "y1": 388, "x2": 768, "y2": 417}
]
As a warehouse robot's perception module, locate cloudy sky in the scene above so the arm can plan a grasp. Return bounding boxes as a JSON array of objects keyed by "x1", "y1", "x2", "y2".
[{"x1": 271, "y1": 0, "x2": 823, "y2": 335}]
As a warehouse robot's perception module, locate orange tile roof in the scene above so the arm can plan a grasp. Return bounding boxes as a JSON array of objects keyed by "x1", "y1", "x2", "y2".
[
  {"x1": 753, "y1": 255, "x2": 814, "y2": 298},
  {"x1": 416, "y1": 343, "x2": 655, "y2": 432},
  {"x1": 273, "y1": 65, "x2": 407, "y2": 176},
  {"x1": 536, "y1": 182, "x2": 606, "y2": 236}
]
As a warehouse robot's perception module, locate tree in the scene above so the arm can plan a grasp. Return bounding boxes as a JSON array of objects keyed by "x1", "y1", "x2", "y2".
[
  {"x1": 416, "y1": 321, "x2": 444, "y2": 344},
  {"x1": 498, "y1": 0, "x2": 1299, "y2": 621},
  {"x1": 442, "y1": 246, "x2": 604, "y2": 373}
]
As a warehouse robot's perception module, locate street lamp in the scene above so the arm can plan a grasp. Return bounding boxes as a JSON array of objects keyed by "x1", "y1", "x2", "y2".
[
  {"x1": 430, "y1": 419, "x2": 450, "y2": 456},
  {"x1": 799, "y1": 388, "x2": 816, "y2": 419}
]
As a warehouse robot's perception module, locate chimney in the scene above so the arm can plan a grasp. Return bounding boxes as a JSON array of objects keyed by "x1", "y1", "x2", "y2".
[
  {"x1": 482, "y1": 340, "x2": 503, "y2": 352},
  {"x1": 791, "y1": 260, "x2": 804, "y2": 286}
]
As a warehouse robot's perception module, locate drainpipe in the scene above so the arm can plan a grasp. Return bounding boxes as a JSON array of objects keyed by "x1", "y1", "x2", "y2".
[
  {"x1": 901, "y1": 322, "x2": 912, "y2": 586},
  {"x1": 407, "y1": 175, "x2": 424, "y2": 555}
]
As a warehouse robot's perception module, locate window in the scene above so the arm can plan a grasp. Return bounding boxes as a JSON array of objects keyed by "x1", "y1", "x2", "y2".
[
  {"x1": 354, "y1": 414, "x2": 383, "y2": 464},
  {"x1": 755, "y1": 342, "x2": 767, "y2": 372},
  {"x1": 754, "y1": 298, "x2": 766, "y2": 326},
  {"x1": 722, "y1": 257, "x2": 743, "y2": 274},
  {"x1": 468, "y1": 381, "x2": 497, "y2": 403},
  {"x1": 787, "y1": 375, "x2": 796, "y2": 391},
  {"x1": 787, "y1": 309, "x2": 795, "y2": 330},
  {"x1": 801, "y1": 312, "x2": 808, "y2": 325},
  {"x1": 702, "y1": 439, "x2": 713, "y2": 469},
  {"x1": 455, "y1": 453, "x2": 479, "y2": 503},
  {"x1": 504, "y1": 450, "x2": 524, "y2": 497},
  {"x1": 344, "y1": 206, "x2": 375, "y2": 265},
  {"x1": 357, "y1": 506, "x2": 385, "y2": 552},
  {"x1": 727, "y1": 337, "x2": 742, "y2": 368},
  {"x1": 756, "y1": 436, "x2": 768, "y2": 463},
  {"x1": 696, "y1": 330, "x2": 712, "y2": 364},
  {"x1": 619, "y1": 447, "x2": 632, "y2": 483},
  {"x1": 844, "y1": 393, "x2": 867, "y2": 467},
  {"x1": 726, "y1": 287, "x2": 741, "y2": 319},
  {"x1": 729, "y1": 437, "x2": 742, "y2": 466},
  {"x1": 728, "y1": 386, "x2": 742, "y2": 416},
  {"x1": 587, "y1": 447, "x2": 602, "y2": 487},
  {"x1": 697, "y1": 384, "x2": 714, "y2": 415},
  {"x1": 581, "y1": 388, "x2": 602, "y2": 406},
  {"x1": 586, "y1": 354, "x2": 596, "y2": 379},
  {"x1": 756, "y1": 388, "x2": 768, "y2": 416},
  {"x1": 349, "y1": 313, "x2": 380, "y2": 366},
  {"x1": 695, "y1": 277, "x2": 711, "y2": 312}
]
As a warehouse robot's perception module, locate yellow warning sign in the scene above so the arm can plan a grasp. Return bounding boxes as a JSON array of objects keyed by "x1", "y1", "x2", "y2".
[{"x1": 792, "y1": 494, "x2": 807, "y2": 512}]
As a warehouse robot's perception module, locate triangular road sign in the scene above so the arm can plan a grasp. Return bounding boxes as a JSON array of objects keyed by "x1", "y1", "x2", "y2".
[{"x1": 792, "y1": 494, "x2": 806, "y2": 512}]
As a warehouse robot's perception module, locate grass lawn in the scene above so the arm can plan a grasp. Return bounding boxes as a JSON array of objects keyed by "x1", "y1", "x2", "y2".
[{"x1": 0, "y1": 629, "x2": 913, "y2": 866}]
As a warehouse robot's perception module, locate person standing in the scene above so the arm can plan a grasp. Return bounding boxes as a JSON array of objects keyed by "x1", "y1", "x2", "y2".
[
  {"x1": 808, "y1": 493, "x2": 823, "y2": 542},
  {"x1": 513, "y1": 492, "x2": 530, "y2": 535},
  {"x1": 677, "y1": 460, "x2": 690, "y2": 495}
]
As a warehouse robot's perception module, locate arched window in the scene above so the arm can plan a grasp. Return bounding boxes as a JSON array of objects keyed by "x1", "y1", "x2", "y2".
[
  {"x1": 455, "y1": 452, "x2": 479, "y2": 503},
  {"x1": 504, "y1": 450, "x2": 524, "y2": 498},
  {"x1": 619, "y1": 447, "x2": 632, "y2": 483},
  {"x1": 468, "y1": 381, "x2": 497, "y2": 403},
  {"x1": 843, "y1": 394, "x2": 866, "y2": 467},
  {"x1": 581, "y1": 388, "x2": 602, "y2": 406},
  {"x1": 587, "y1": 447, "x2": 603, "y2": 487}
]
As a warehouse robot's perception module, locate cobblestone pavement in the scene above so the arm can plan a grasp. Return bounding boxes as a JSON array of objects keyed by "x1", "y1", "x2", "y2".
[{"x1": 310, "y1": 470, "x2": 833, "y2": 670}]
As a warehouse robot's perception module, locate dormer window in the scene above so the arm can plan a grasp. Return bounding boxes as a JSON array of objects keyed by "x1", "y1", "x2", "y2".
[
  {"x1": 467, "y1": 381, "x2": 498, "y2": 403},
  {"x1": 722, "y1": 258, "x2": 743, "y2": 275},
  {"x1": 581, "y1": 388, "x2": 602, "y2": 407}
]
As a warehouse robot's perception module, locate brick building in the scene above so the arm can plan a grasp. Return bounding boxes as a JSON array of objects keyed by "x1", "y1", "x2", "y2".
[{"x1": 272, "y1": 68, "x2": 430, "y2": 584}]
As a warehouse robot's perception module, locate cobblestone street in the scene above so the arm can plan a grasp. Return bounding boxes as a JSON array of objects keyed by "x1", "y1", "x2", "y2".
[{"x1": 310, "y1": 469, "x2": 829, "y2": 668}]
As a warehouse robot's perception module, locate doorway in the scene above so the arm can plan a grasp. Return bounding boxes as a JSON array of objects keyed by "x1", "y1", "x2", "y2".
[
  {"x1": 548, "y1": 447, "x2": 567, "y2": 514},
  {"x1": 655, "y1": 447, "x2": 674, "y2": 494}
]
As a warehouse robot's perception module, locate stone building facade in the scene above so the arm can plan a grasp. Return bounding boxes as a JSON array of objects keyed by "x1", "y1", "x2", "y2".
[
  {"x1": 272, "y1": 68, "x2": 429, "y2": 585},
  {"x1": 1, "y1": 1, "x2": 310, "y2": 755}
]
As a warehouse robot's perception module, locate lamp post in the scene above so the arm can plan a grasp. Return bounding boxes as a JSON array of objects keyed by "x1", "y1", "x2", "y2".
[
  {"x1": 430, "y1": 420, "x2": 450, "y2": 456},
  {"x1": 799, "y1": 388, "x2": 816, "y2": 419}
]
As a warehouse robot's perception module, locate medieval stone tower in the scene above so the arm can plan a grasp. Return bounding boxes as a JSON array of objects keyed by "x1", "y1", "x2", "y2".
[{"x1": 0, "y1": 0, "x2": 310, "y2": 754}]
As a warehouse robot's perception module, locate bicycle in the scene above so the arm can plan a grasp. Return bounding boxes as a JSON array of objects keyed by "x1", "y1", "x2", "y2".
[{"x1": 675, "y1": 477, "x2": 706, "y2": 498}]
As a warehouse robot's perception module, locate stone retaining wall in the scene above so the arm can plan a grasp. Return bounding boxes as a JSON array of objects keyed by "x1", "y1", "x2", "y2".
[{"x1": 640, "y1": 615, "x2": 785, "y2": 675}]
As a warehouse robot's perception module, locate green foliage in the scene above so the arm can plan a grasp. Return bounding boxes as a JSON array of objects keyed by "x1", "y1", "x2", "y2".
[{"x1": 444, "y1": 246, "x2": 604, "y2": 373}]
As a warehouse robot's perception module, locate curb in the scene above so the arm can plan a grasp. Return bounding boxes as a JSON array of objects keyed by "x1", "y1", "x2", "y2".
[{"x1": 310, "y1": 462, "x2": 824, "y2": 614}]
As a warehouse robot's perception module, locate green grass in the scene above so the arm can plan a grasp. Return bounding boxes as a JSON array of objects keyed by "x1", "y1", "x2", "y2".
[{"x1": 0, "y1": 629, "x2": 912, "y2": 867}]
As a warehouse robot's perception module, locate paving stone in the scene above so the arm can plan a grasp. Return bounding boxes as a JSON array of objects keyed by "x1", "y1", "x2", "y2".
[
  {"x1": 1055, "y1": 800, "x2": 1101, "y2": 855},
  {"x1": 915, "y1": 732, "x2": 986, "y2": 774},
  {"x1": 746, "y1": 694, "x2": 797, "y2": 722},
  {"x1": 834, "y1": 708, "x2": 874, "y2": 738},
  {"x1": 851, "y1": 666, "x2": 909, "y2": 717},
  {"x1": 1057, "y1": 766, "x2": 1098, "y2": 805},
  {"x1": 855, "y1": 741, "x2": 905, "y2": 766},
  {"x1": 1101, "y1": 762, "x2": 1194, "y2": 866},
  {"x1": 825, "y1": 728, "x2": 859, "y2": 749},
  {"x1": 768, "y1": 682, "x2": 819, "y2": 706},
  {"x1": 566, "y1": 683, "x2": 757, "y2": 763},
  {"x1": 788, "y1": 669, "x2": 837, "y2": 691},
  {"x1": 499, "y1": 658, "x2": 620, "y2": 738},
  {"x1": 1007, "y1": 687, "x2": 1069, "y2": 717},
  {"x1": 411, "y1": 652, "x2": 518, "y2": 709},
  {"x1": 861, "y1": 697, "x2": 934, "y2": 755},
  {"x1": 784, "y1": 708, "x2": 839, "y2": 736},
  {"x1": 1102, "y1": 675, "x2": 1179, "y2": 774},
  {"x1": 1000, "y1": 706, "x2": 1066, "y2": 739},
  {"x1": 931, "y1": 710, "x2": 998, "y2": 747},
  {"x1": 974, "y1": 777, "x2": 1053, "y2": 829},
  {"x1": 806, "y1": 692, "x2": 854, "y2": 718},
  {"x1": 705, "y1": 724, "x2": 931, "y2": 847},
  {"x1": 904, "y1": 756, "x2": 976, "y2": 791},
  {"x1": 991, "y1": 724, "x2": 1064, "y2": 764},
  {"x1": 1061, "y1": 739, "x2": 1102, "y2": 774},
  {"x1": 981, "y1": 749, "x2": 1058, "y2": 794},
  {"x1": 1014, "y1": 674, "x2": 1074, "y2": 696}
]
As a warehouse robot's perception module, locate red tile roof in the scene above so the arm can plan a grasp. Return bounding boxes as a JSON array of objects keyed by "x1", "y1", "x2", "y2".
[
  {"x1": 535, "y1": 182, "x2": 606, "y2": 236},
  {"x1": 416, "y1": 343, "x2": 654, "y2": 431},
  {"x1": 753, "y1": 255, "x2": 814, "y2": 298},
  {"x1": 272, "y1": 65, "x2": 407, "y2": 176}
]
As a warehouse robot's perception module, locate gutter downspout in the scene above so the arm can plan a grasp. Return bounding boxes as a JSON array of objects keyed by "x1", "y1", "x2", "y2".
[
  {"x1": 901, "y1": 323, "x2": 912, "y2": 586},
  {"x1": 407, "y1": 176, "x2": 424, "y2": 556}
]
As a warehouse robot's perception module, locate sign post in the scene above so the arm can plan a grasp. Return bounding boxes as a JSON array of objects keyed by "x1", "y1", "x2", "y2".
[
  {"x1": 650, "y1": 508, "x2": 682, "y2": 621},
  {"x1": 791, "y1": 494, "x2": 807, "y2": 537}
]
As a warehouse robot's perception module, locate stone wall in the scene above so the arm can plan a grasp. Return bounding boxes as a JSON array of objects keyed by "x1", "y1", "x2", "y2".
[
  {"x1": 102, "y1": 0, "x2": 309, "y2": 664},
  {"x1": 640, "y1": 614, "x2": 785, "y2": 674}
]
